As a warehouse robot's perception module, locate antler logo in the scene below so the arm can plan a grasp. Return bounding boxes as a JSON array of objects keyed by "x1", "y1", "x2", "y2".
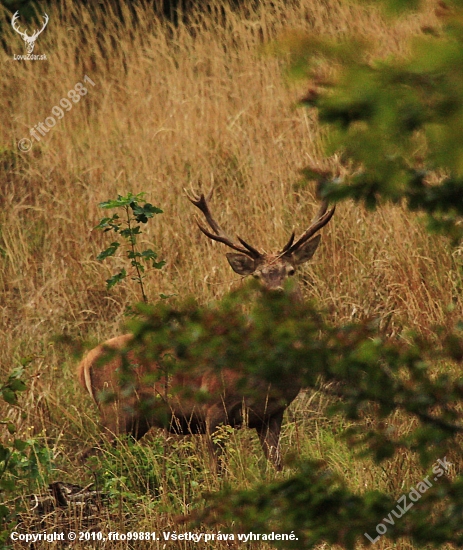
[{"x1": 11, "y1": 11, "x2": 49, "y2": 54}]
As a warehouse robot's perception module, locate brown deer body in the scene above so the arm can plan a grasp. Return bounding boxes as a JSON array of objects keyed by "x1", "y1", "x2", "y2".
[{"x1": 78, "y1": 190, "x2": 334, "y2": 469}]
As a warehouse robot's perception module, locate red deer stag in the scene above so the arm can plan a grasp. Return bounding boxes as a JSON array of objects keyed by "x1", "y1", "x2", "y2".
[{"x1": 78, "y1": 189, "x2": 335, "y2": 469}]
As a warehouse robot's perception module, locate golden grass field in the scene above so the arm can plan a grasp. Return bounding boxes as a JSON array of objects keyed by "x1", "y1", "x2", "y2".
[{"x1": 1, "y1": 0, "x2": 461, "y2": 548}]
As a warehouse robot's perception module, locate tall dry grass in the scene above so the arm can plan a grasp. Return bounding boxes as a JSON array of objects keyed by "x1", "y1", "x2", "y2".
[{"x1": 1, "y1": 0, "x2": 460, "y2": 548}]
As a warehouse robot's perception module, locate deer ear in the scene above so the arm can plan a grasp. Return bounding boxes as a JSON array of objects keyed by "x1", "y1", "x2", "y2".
[
  {"x1": 292, "y1": 235, "x2": 321, "y2": 265},
  {"x1": 225, "y1": 253, "x2": 256, "y2": 275}
]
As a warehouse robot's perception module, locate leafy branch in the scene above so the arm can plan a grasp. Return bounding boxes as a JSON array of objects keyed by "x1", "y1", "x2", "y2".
[
  {"x1": 95, "y1": 192, "x2": 165, "y2": 303},
  {"x1": 0, "y1": 363, "x2": 51, "y2": 546},
  {"x1": 281, "y1": 0, "x2": 463, "y2": 243},
  {"x1": 120, "y1": 284, "x2": 463, "y2": 547}
]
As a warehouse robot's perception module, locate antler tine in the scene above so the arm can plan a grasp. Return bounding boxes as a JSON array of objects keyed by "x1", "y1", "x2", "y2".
[
  {"x1": 184, "y1": 186, "x2": 220, "y2": 234},
  {"x1": 32, "y1": 13, "x2": 49, "y2": 38},
  {"x1": 11, "y1": 11, "x2": 27, "y2": 38},
  {"x1": 280, "y1": 231, "x2": 295, "y2": 254},
  {"x1": 285, "y1": 200, "x2": 335, "y2": 255},
  {"x1": 185, "y1": 187, "x2": 261, "y2": 259},
  {"x1": 193, "y1": 219, "x2": 249, "y2": 255},
  {"x1": 236, "y1": 236, "x2": 262, "y2": 259}
]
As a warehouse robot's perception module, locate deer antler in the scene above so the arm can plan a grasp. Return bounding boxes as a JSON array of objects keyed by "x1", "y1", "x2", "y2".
[
  {"x1": 12, "y1": 11, "x2": 48, "y2": 39},
  {"x1": 31, "y1": 13, "x2": 49, "y2": 40},
  {"x1": 280, "y1": 199, "x2": 335, "y2": 256},
  {"x1": 11, "y1": 12, "x2": 28, "y2": 39},
  {"x1": 185, "y1": 187, "x2": 262, "y2": 259}
]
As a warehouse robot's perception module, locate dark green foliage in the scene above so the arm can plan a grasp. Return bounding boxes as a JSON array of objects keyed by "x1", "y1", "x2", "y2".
[
  {"x1": 111, "y1": 283, "x2": 463, "y2": 547},
  {"x1": 288, "y1": 0, "x2": 463, "y2": 243},
  {"x1": 0, "y1": 365, "x2": 52, "y2": 546},
  {"x1": 0, "y1": 367, "x2": 26, "y2": 406},
  {"x1": 93, "y1": 437, "x2": 164, "y2": 510},
  {"x1": 199, "y1": 459, "x2": 462, "y2": 548}
]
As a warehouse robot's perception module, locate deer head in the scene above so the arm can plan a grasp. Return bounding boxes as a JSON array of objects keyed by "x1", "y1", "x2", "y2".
[
  {"x1": 186, "y1": 188, "x2": 335, "y2": 295},
  {"x1": 11, "y1": 11, "x2": 49, "y2": 54}
]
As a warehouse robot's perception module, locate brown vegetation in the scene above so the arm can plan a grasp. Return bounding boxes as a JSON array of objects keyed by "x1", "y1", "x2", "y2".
[{"x1": 1, "y1": 0, "x2": 459, "y2": 548}]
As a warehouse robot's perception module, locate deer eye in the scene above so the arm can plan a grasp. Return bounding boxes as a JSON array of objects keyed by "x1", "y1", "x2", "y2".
[
  {"x1": 252, "y1": 273, "x2": 260, "y2": 279},
  {"x1": 287, "y1": 268, "x2": 295, "y2": 277}
]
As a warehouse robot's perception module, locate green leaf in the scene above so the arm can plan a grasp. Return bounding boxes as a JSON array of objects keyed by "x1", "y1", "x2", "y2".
[
  {"x1": 106, "y1": 269, "x2": 127, "y2": 289},
  {"x1": 97, "y1": 242, "x2": 120, "y2": 261},
  {"x1": 12, "y1": 364, "x2": 26, "y2": 374},
  {"x1": 99, "y1": 192, "x2": 148, "y2": 210},
  {"x1": 13, "y1": 439, "x2": 28, "y2": 452},
  {"x1": 0, "y1": 445, "x2": 10, "y2": 462},
  {"x1": 0, "y1": 504, "x2": 9, "y2": 522},
  {"x1": 152, "y1": 260, "x2": 166, "y2": 270},
  {"x1": 120, "y1": 226, "x2": 141, "y2": 239},
  {"x1": 130, "y1": 261, "x2": 145, "y2": 272},
  {"x1": 131, "y1": 202, "x2": 163, "y2": 223},
  {"x1": 99, "y1": 199, "x2": 122, "y2": 209},
  {"x1": 94, "y1": 214, "x2": 120, "y2": 231},
  {"x1": 99, "y1": 195, "x2": 133, "y2": 209},
  {"x1": 0, "y1": 480, "x2": 15, "y2": 492},
  {"x1": 8, "y1": 379, "x2": 26, "y2": 392},
  {"x1": 1, "y1": 389, "x2": 16, "y2": 405},
  {"x1": 140, "y1": 249, "x2": 157, "y2": 260}
]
